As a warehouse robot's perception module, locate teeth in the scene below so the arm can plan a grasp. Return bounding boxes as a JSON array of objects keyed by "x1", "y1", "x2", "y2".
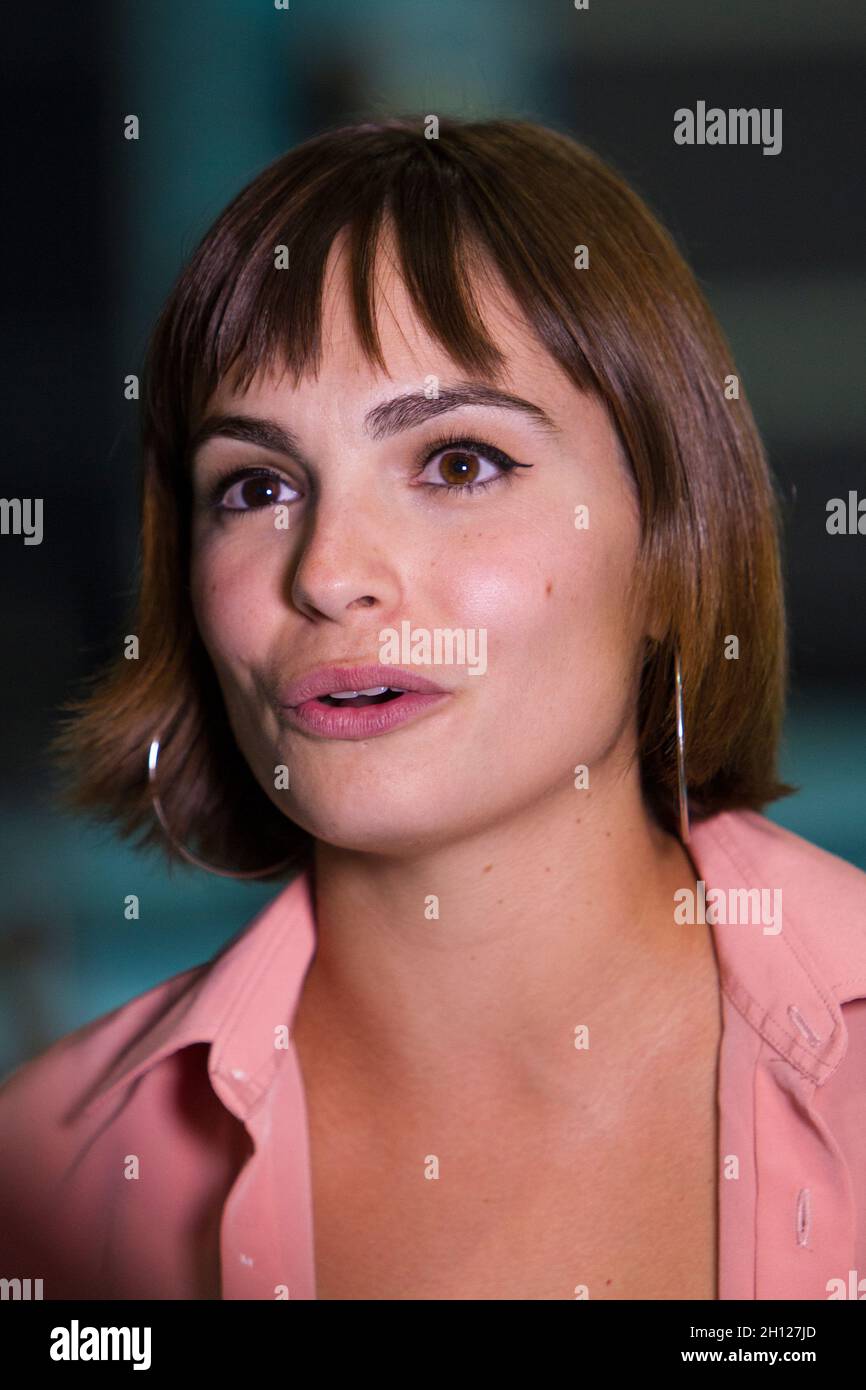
[{"x1": 327, "y1": 685, "x2": 396, "y2": 699}]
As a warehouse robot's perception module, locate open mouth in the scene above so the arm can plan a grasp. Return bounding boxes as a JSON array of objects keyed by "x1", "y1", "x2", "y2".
[
  {"x1": 281, "y1": 681, "x2": 450, "y2": 739},
  {"x1": 317, "y1": 687, "x2": 406, "y2": 708}
]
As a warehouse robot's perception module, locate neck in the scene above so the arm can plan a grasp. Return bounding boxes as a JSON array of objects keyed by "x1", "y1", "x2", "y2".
[{"x1": 297, "y1": 765, "x2": 702, "y2": 1106}]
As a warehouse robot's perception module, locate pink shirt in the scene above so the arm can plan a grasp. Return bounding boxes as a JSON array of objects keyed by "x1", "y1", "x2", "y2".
[{"x1": 2, "y1": 807, "x2": 866, "y2": 1300}]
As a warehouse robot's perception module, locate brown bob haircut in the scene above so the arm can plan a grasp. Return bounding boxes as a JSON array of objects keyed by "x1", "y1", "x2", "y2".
[{"x1": 51, "y1": 114, "x2": 795, "y2": 879}]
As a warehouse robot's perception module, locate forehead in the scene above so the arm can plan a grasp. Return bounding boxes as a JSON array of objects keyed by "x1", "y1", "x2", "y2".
[{"x1": 203, "y1": 224, "x2": 582, "y2": 421}]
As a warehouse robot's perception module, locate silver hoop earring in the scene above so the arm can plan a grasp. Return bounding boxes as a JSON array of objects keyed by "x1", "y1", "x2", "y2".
[
  {"x1": 673, "y1": 646, "x2": 691, "y2": 844},
  {"x1": 147, "y1": 733, "x2": 296, "y2": 880}
]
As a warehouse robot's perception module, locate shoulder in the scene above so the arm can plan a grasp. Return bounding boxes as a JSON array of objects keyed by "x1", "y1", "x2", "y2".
[
  {"x1": 694, "y1": 809, "x2": 866, "y2": 997},
  {"x1": 0, "y1": 961, "x2": 206, "y2": 1143},
  {"x1": 703, "y1": 807, "x2": 866, "y2": 891},
  {"x1": 0, "y1": 957, "x2": 230, "y2": 1297},
  {"x1": 0, "y1": 870, "x2": 314, "y2": 1136},
  {"x1": 0, "y1": 876, "x2": 312, "y2": 1295}
]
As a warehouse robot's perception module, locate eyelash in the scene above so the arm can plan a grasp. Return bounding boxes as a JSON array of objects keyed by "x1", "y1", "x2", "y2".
[
  {"x1": 415, "y1": 432, "x2": 532, "y2": 497},
  {"x1": 205, "y1": 432, "x2": 533, "y2": 514}
]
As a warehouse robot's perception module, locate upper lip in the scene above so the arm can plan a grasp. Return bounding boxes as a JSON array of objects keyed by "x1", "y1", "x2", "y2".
[{"x1": 280, "y1": 664, "x2": 450, "y2": 708}]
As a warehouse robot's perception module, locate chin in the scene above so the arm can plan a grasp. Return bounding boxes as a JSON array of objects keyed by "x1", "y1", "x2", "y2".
[{"x1": 280, "y1": 798, "x2": 465, "y2": 858}]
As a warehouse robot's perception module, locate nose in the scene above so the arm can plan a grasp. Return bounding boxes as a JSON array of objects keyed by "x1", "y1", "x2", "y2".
[{"x1": 289, "y1": 486, "x2": 403, "y2": 624}]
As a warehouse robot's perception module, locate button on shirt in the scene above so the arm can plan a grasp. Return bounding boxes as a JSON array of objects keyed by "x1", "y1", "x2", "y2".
[{"x1": 1, "y1": 808, "x2": 865, "y2": 1300}]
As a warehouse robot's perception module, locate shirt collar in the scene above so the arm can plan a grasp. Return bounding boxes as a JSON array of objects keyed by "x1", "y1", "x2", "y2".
[
  {"x1": 81, "y1": 809, "x2": 866, "y2": 1118},
  {"x1": 80, "y1": 870, "x2": 318, "y2": 1119},
  {"x1": 688, "y1": 808, "x2": 866, "y2": 1084}
]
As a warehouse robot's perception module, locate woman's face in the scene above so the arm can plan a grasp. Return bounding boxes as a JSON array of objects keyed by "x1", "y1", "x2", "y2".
[{"x1": 189, "y1": 233, "x2": 653, "y2": 855}]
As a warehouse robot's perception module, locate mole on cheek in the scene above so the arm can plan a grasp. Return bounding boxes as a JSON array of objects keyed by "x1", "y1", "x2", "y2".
[{"x1": 545, "y1": 579, "x2": 553, "y2": 596}]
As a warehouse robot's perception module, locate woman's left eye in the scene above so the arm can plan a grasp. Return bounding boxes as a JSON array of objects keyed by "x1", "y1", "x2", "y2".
[{"x1": 416, "y1": 436, "x2": 532, "y2": 497}]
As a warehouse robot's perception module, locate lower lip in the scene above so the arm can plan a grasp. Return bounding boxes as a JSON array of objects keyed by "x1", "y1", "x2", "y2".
[{"x1": 279, "y1": 691, "x2": 451, "y2": 739}]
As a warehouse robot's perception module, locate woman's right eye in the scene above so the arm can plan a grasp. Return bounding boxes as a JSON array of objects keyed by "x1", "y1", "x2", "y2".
[{"x1": 215, "y1": 469, "x2": 300, "y2": 512}]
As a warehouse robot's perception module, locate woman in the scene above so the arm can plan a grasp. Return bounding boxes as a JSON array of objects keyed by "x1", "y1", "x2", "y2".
[{"x1": 2, "y1": 115, "x2": 865, "y2": 1302}]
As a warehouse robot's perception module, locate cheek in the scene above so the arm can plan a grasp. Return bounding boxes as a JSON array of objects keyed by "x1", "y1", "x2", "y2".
[
  {"x1": 461, "y1": 516, "x2": 640, "y2": 703},
  {"x1": 189, "y1": 537, "x2": 273, "y2": 678}
]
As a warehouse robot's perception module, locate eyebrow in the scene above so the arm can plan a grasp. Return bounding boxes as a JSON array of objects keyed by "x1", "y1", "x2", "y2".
[{"x1": 187, "y1": 381, "x2": 561, "y2": 466}]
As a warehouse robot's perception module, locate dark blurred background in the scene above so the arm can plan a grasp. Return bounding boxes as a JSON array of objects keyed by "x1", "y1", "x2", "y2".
[{"x1": 1, "y1": 0, "x2": 864, "y2": 1073}]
